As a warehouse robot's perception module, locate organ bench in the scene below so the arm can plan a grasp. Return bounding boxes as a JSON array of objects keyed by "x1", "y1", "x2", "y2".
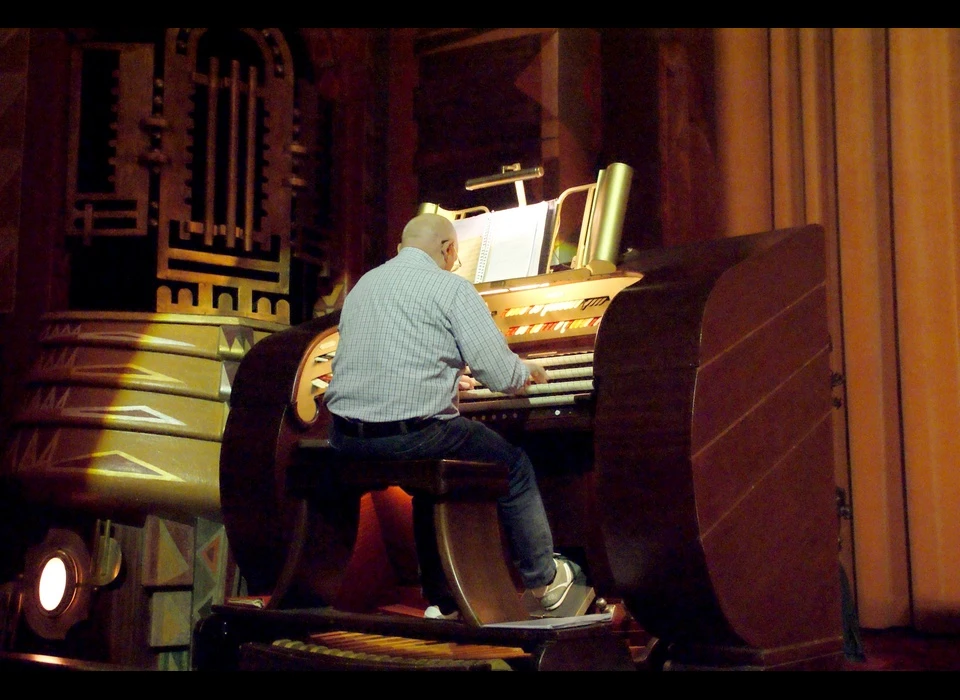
[{"x1": 286, "y1": 441, "x2": 529, "y2": 626}]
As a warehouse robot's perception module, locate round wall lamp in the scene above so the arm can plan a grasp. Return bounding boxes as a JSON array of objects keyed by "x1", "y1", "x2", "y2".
[{"x1": 22, "y1": 528, "x2": 94, "y2": 641}]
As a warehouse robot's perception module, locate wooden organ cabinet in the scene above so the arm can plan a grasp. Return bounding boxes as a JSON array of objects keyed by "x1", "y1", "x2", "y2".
[{"x1": 202, "y1": 223, "x2": 845, "y2": 671}]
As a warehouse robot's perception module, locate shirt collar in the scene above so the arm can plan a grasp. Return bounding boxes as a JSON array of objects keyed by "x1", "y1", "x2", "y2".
[{"x1": 398, "y1": 246, "x2": 439, "y2": 267}]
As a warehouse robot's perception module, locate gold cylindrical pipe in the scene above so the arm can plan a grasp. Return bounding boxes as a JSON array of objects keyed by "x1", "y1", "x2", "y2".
[
  {"x1": 584, "y1": 162, "x2": 633, "y2": 273},
  {"x1": 204, "y1": 57, "x2": 220, "y2": 247},
  {"x1": 244, "y1": 65, "x2": 258, "y2": 251},
  {"x1": 226, "y1": 59, "x2": 241, "y2": 248},
  {"x1": 417, "y1": 202, "x2": 444, "y2": 216}
]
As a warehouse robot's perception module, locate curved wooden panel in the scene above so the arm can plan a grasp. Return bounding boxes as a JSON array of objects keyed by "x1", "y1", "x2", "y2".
[
  {"x1": 219, "y1": 311, "x2": 359, "y2": 603},
  {"x1": 594, "y1": 225, "x2": 844, "y2": 667}
]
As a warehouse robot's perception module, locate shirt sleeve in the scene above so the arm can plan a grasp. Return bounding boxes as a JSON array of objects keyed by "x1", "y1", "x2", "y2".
[{"x1": 448, "y1": 282, "x2": 530, "y2": 394}]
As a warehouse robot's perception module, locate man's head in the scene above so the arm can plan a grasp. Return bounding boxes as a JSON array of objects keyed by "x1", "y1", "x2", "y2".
[{"x1": 399, "y1": 213, "x2": 459, "y2": 271}]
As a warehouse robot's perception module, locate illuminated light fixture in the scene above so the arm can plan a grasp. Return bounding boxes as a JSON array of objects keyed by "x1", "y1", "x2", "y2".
[
  {"x1": 22, "y1": 528, "x2": 94, "y2": 640},
  {"x1": 38, "y1": 555, "x2": 72, "y2": 614},
  {"x1": 464, "y1": 163, "x2": 543, "y2": 208}
]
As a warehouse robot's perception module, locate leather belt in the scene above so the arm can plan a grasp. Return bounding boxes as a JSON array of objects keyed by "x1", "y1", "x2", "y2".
[{"x1": 331, "y1": 414, "x2": 437, "y2": 439}]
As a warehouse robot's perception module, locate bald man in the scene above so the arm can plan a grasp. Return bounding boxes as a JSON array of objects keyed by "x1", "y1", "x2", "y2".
[{"x1": 324, "y1": 213, "x2": 585, "y2": 620}]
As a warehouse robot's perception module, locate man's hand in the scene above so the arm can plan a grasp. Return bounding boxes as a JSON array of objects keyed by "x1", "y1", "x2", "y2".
[
  {"x1": 523, "y1": 360, "x2": 548, "y2": 386},
  {"x1": 458, "y1": 374, "x2": 479, "y2": 391}
]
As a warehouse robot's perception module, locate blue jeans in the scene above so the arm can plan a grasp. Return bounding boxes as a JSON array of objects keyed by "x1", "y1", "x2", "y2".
[{"x1": 328, "y1": 415, "x2": 556, "y2": 611}]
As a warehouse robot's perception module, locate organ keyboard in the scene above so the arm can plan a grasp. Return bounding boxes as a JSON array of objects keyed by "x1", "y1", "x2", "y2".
[{"x1": 460, "y1": 270, "x2": 640, "y2": 429}]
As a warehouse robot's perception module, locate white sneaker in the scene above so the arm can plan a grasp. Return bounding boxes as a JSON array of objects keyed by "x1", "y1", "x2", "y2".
[
  {"x1": 532, "y1": 556, "x2": 582, "y2": 611},
  {"x1": 423, "y1": 605, "x2": 461, "y2": 621}
]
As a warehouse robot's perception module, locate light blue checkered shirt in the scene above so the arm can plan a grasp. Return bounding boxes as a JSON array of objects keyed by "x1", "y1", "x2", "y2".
[{"x1": 323, "y1": 247, "x2": 530, "y2": 422}]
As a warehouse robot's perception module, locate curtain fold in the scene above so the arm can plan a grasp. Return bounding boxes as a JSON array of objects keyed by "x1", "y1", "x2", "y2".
[
  {"x1": 714, "y1": 27, "x2": 960, "y2": 632},
  {"x1": 887, "y1": 28, "x2": 960, "y2": 632}
]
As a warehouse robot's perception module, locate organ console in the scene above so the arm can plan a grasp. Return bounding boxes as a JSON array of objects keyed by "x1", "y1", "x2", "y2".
[
  {"x1": 460, "y1": 269, "x2": 641, "y2": 429},
  {"x1": 207, "y1": 222, "x2": 846, "y2": 671}
]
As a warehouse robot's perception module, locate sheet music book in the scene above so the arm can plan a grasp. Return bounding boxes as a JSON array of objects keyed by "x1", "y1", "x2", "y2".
[
  {"x1": 453, "y1": 201, "x2": 551, "y2": 284},
  {"x1": 482, "y1": 612, "x2": 613, "y2": 629}
]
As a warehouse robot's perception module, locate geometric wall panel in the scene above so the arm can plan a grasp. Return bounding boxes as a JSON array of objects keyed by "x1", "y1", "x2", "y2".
[
  {"x1": 192, "y1": 518, "x2": 229, "y2": 632},
  {"x1": 142, "y1": 515, "x2": 195, "y2": 587},
  {"x1": 148, "y1": 589, "x2": 193, "y2": 648},
  {"x1": 156, "y1": 649, "x2": 191, "y2": 671}
]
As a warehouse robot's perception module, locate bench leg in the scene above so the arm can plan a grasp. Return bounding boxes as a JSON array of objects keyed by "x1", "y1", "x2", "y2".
[{"x1": 434, "y1": 500, "x2": 531, "y2": 625}]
